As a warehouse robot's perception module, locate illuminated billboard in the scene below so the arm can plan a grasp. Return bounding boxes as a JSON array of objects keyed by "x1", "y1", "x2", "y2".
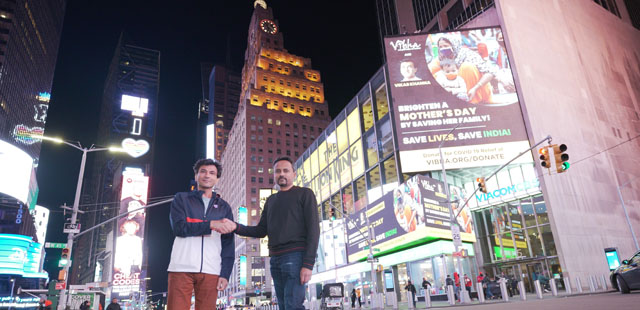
[
  {"x1": 384, "y1": 27, "x2": 531, "y2": 172},
  {"x1": 112, "y1": 167, "x2": 148, "y2": 296},
  {"x1": 0, "y1": 139, "x2": 34, "y2": 204},
  {"x1": 0, "y1": 234, "x2": 47, "y2": 278},
  {"x1": 121, "y1": 95, "x2": 149, "y2": 117},
  {"x1": 346, "y1": 175, "x2": 475, "y2": 262},
  {"x1": 31, "y1": 206, "x2": 50, "y2": 244}
]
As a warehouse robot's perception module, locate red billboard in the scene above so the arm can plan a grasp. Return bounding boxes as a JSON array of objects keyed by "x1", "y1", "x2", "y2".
[{"x1": 384, "y1": 27, "x2": 531, "y2": 172}]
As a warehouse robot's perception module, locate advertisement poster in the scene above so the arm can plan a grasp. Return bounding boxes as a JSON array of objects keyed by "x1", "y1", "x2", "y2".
[
  {"x1": 384, "y1": 27, "x2": 531, "y2": 172},
  {"x1": 112, "y1": 168, "x2": 148, "y2": 296},
  {"x1": 346, "y1": 175, "x2": 475, "y2": 262}
]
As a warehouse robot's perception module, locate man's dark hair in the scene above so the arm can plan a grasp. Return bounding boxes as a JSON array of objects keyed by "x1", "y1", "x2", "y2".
[
  {"x1": 193, "y1": 158, "x2": 222, "y2": 178},
  {"x1": 273, "y1": 156, "x2": 294, "y2": 168}
]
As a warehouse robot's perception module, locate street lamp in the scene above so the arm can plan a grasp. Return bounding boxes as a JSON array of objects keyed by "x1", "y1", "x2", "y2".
[{"x1": 34, "y1": 135, "x2": 128, "y2": 309}]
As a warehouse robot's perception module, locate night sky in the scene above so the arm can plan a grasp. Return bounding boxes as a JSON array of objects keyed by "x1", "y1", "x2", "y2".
[{"x1": 36, "y1": 0, "x2": 382, "y2": 293}]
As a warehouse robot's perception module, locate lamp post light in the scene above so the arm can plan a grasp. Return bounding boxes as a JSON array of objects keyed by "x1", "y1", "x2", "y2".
[{"x1": 34, "y1": 135, "x2": 128, "y2": 310}]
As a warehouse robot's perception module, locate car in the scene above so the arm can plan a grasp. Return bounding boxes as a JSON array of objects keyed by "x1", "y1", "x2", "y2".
[{"x1": 610, "y1": 250, "x2": 640, "y2": 293}]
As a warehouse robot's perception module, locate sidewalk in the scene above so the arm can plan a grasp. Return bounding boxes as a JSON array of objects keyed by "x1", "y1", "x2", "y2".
[{"x1": 341, "y1": 290, "x2": 615, "y2": 309}]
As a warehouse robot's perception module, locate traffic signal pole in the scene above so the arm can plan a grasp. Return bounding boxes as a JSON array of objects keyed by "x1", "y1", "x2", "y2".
[{"x1": 453, "y1": 135, "x2": 553, "y2": 221}]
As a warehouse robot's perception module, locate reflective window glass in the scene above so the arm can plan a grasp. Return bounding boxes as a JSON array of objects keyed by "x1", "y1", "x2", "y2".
[
  {"x1": 354, "y1": 176, "x2": 368, "y2": 212},
  {"x1": 377, "y1": 117, "x2": 393, "y2": 158},
  {"x1": 375, "y1": 84, "x2": 389, "y2": 120},
  {"x1": 364, "y1": 131, "x2": 378, "y2": 168},
  {"x1": 533, "y1": 195, "x2": 548, "y2": 224},
  {"x1": 367, "y1": 166, "x2": 382, "y2": 202},
  {"x1": 527, "y1": 227, "x2": 545, "y2": 257},
  {"x1": 539, "y1": 225, "x2": 557, "y2": 256},
  {"x1": 337, "y1": 121, "x2": 349, "y2": 154},
  {"x1": 323, "y1": 200, "x2": 331, "y2": 221},
  {"x1": 507, "y1": 201, "x2": 524, "y2": 230},
  {"x1": 361, "y1": 99, "x2": 374, "y2": 131},
  {"x1": 520, "y1": 198, "x2": 537, "y2": 228},
  {"x1": 342, "y1": 185, "x2": 354, "y2": 215},
  {"x1": 381, "y1": 156, "x2": 398, "y2": 195}
]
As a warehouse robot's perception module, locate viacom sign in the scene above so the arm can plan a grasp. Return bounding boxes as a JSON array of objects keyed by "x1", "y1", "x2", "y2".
[{"x1": 467, "y1": 178, "x2": 541, "y2": 210}]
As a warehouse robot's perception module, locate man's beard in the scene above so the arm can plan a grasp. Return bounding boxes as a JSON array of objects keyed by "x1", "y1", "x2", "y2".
[{"x1": 278, "y1": 177, "x2": 288, "y2": 186}]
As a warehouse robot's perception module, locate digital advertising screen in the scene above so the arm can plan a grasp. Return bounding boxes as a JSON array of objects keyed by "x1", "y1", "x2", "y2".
[
  {"x1": 112, "y1": 167, "x2": 148, "y2": 296},
  {"x1": 0, "y1": 139, "x2": 34, "y2": 204},
  {"x1": 346, "y1": 175, "x2": 475, "y2": 262},
  {"x1": 0, "y1": 234, "x2": 47, "y2": 278},
  {"x1": 384, "y1": 27, "x2": 531, "y2": 173}
]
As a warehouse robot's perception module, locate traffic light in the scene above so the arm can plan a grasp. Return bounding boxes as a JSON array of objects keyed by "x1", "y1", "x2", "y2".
[
  {"x1": 538, "y1": 146, "x2": 551, "y2": 169},
  {"x1": 329, "y1": 208, "x2": 336, "y2": 220},
  {"x1": 59, "y1": 248, "x2": 70, "y2": 266},
  {"x1": 476, "y1": 177, "x2": 487, "y2": 193},
  {"x1": 554, "y1": 144, "x2": 569, "y2": 173}
]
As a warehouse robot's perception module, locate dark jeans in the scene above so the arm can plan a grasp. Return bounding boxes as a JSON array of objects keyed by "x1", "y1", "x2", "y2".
[{"x1": 271, "y1": 251, "x2": 306, "y2": 310}]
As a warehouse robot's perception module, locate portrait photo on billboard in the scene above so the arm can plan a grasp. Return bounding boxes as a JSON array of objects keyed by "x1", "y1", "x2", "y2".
[
  {"x1": 393, "y1": 177, "x2": 424, "y2": 233},
  {"x1": 384, "y1": 27, "x2": 531, "y2": 172}
]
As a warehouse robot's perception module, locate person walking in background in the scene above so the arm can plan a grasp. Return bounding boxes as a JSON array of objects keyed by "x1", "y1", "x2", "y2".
[
  {"x1": 454, "y1": 272, "x2": 461, "y2": 302},
  {"x1": 356, "y1": 288, "x2": 362, "y2": 308},
  {"x1": 476, "y1": 272, "x2": 485, "y2": 297},
  {"x1": 106, "y1": 298, "x2": 121, "y2": 310},
  {"x1": 464, "y1": 274, "x2": 472, "y2": 300},
  {"x1": 351, "y1": 289, "x2": 357, "y2": 308},
  {"x1": 405, "y1": 280, "x2": 417, "y2": 308},
  {"x1": 422, "y1": 277, "x2": 432, "y2": 295},
  {"x1": 79, "y1": 301, "x2": 90, "y2": 310},
  {"x1": 445, "y1": 275, "x2": 457, "y2": 301}
]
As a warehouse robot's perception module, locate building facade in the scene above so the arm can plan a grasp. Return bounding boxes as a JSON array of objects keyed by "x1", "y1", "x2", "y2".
[
  {"x1": 196, "y1": 64, "x2": 241, "y2": 161},
  {"x1": 302, "y1": 0, "x2": 640, "y2": 302},
  {"x1": 71, "y1": 34, "x2": 160, "y2": 303},
  {"x1": 216, "y1": 1, "x2": 331, "y2": 305},
  {"x1": 0, "y1": 0, "x2": 65, "y2": 304}
]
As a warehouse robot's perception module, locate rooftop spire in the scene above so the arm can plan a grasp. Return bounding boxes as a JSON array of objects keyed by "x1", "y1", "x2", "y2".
[{"x1": 254, "y1": 0, "x2": 267, "y2": 9}]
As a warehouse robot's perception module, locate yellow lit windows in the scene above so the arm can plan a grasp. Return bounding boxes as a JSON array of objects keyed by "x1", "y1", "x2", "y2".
[
  {"x1": 381, "y1": 156, "x2": 398, "y2": 195},
  {"x1": 338, "y1": 150, "x2": 352, "y2": 186},
  {"x1": 347, "y1": 109, "x2": 361, "y2": 147},
  {"x1": 318, "y1": 141, "x2": 328, "y2": 171},
  {"x1": 350, "y1": 140, "x2": 364, "y2": 179},
  {"x1": 336, "y1": 121, "x2": 348, "y2": 154},
  {"x1": 354, "y1": 176, "x2": 367, "y2": 212},
  {"x1": 375, "y1": 84, "x2": 389, "y2": 120},
  {"x1": 342, "y1": 185, "x2": 354, "y2": 215},
  {"x1": 367, "y1": 166, "x2": 382, "y2": 202},
  {"x1": 326, "y1": 131, "x2": 338, "y2": 163},
  {"x1": 361, "y1": 99, "x2": 374, "y2": 132},
  {"x1": 364, "y1": 131, "x2": 378, "y2": 168},
  {"x1": 310, "y1": 149, "x2": 319, "y2": 176}
]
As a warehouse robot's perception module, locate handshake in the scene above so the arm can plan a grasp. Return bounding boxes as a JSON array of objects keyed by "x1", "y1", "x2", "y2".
[{"x1": 210, "y1": 218, "x2": 237, "y2": 234}]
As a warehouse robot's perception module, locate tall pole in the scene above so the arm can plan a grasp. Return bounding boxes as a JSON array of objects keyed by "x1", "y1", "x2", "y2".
[
  {"x1": 59, "y1": 148, "x2": 88, "y2": 310},
  {"x1": 437, "y1": 124, "x2": 464, "y2": 292}
]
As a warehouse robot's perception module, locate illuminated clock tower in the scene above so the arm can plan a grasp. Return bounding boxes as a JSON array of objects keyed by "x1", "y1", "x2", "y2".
[{"x1": 217, "y1": 0, "x2": 330, "y2": 304}]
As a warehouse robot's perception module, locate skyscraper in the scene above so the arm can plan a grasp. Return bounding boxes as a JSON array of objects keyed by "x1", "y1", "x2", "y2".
[
  {"x1": 216, "y1": 1, "x2": 330, "y2": 304},
  {"x1": 70, "y1": 34, "x2": 160, "y2": 302},
  {"x1": 196, "y1": 63, "x2": 241, "y2": 161},
  {"x1": 0, "y1": 0, "x2": 66, "y2": 209}
]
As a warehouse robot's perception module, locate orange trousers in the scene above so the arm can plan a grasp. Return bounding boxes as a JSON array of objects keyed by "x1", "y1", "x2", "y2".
[{"x1": 168, "y1": 272, "x2": 219, "y2": 310}]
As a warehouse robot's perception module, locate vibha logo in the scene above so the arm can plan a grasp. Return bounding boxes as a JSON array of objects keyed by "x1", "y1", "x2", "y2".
[{"x1": 389, "y1": 38, "x2": 421, "y2": 51}]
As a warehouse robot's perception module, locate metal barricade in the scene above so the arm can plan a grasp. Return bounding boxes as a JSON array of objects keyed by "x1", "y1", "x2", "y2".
[
  {"x1": 589, "y1": 275, "x2": 596, "y2": 292},
  {"x1": 518, "y1": 281, "x2": 526, "y2": 301},
  {"x1": 534, "y1": 280, "x2": 543, "y2": 299}
]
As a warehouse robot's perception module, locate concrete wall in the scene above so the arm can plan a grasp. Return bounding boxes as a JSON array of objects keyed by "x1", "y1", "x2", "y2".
[{"x1": 496, "y1": 0, "x2": 640, "y2": 280}]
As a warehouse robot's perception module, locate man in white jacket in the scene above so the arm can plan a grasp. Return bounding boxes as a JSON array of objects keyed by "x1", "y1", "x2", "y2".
[{"x1": 166, "y1": 159, "x2": 235, "y2": 310}]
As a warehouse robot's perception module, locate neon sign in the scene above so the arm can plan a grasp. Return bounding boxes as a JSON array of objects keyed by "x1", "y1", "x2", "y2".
[
  {"x1": 36, "y1": 92, "x2": 51, "y2": 102},
  {"x1": 12, "y1": 125, "x2": 44, "y2": 145},
  {"x1": 121, "y1": 138, "x2": 150, "y2": 158}
]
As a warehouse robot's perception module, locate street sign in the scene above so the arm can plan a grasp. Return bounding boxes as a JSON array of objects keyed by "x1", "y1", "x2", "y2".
[
  {"x1": 366, "y1": 257, "x2": 379, "y2": 263},
  {"x1": 55, "y1": 282, "x2": 66, "y2": 290},
  {"x1": 63, "y1": 223, "x2": 80, "y2": 234},
  {"x1": 45, "y1": 242, "x2": 67, "y2": 249},
  {"x1": 451, "y1": 224, "x2": 462, "y2": 247}
]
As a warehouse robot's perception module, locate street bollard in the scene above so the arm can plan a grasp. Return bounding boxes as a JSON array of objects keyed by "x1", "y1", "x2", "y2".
[
  {"x1": 461, "y1": 289, "x2": 471, "y2": 304},
  {"x1": 601, "y1": 275, "x2": 608, "y2": 291},
  {"x1": 534, "y1": 280, "x2": 543, "y2": 299},
  {"x1": 563, "y1": 277, "x2": 572, "y2": 295},
  {"x1": 385, "y1": 292, "x2": 396, "y2": 309},
  {"x1": 426, "y1": 288, "x2": 432, "y2": 308},
  {"x1": 499, "y1": 280, "x2": 509, "y2": 302},
  {"x1": 447, "y1": 285, "x2": 455, "y2": 305},
  {"x1": 550, "y1": 278, "x2": 558, "y2": 296},
  {"x1": 575, "y1": 277, "x2": 583, "y2": 293},
  {"x1": 406, "y1": 291, "x2": 414, "y2": 309},
  {"x1": 519, "y1": 281, "x2": 526, "y2": 301},
  {"x1": 589, "y1": 275, "x2": 596, "y2": 292},
  {"x1": 476, "y1": 283, "x2": 485, "y2": 303}
]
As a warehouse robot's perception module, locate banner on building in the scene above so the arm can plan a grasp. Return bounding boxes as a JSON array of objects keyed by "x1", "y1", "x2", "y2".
[
  {"x1": 111, "y1": 167, "x2": 148, "y2": 296},
  {"x1": 384, "y1": 27, "x2": 531, "y2": 173},
  {"x1": 346, "y1": 175, "x2": 475, "y2": 262}
]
